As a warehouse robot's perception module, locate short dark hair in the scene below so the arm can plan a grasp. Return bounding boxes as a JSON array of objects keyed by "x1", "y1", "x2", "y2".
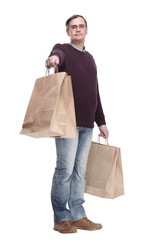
[{"x1": 66, "y1": 14, "x2": 87, "y2": 28}]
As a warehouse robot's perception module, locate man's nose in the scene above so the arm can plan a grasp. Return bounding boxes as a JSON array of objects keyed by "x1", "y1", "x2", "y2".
[{"x1": 76, "y1": 26, "x2": 81, "y2": 31}]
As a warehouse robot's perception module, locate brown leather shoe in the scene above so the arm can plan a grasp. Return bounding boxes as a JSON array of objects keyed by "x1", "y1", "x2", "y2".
[
  {"x1": 54, "y1": 220, "x2": 77, "y2": 233},
  {"x1": 72, "y1": 217, "x2": 102, "y2": 231}
]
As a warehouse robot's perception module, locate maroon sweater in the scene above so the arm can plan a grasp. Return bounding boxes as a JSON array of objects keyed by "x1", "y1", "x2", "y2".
[{"x1": 49, "y1": 43, "x2": 106, "y2": 128}]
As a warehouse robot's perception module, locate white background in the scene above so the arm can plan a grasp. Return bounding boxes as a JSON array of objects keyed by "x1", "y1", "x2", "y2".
[{"x1": 0, "y1": 0, "x2": 160, "y2": 239}]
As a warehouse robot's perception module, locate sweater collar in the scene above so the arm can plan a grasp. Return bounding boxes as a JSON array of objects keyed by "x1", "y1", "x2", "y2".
[{"x1": 70, "y1": 42, "x2": 85, "y2": 52}]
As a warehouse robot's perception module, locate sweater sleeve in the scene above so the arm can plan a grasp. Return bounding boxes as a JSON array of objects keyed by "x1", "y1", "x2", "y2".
[
  {"x1": 49, "y1": 44, "x2": 65, "y2": 67},
  {"x1": 95, "y1": 82, "x2": 106, "y2": 126}
]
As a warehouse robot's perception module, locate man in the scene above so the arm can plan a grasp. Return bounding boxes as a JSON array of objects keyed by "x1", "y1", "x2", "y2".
[{"x1": 45, "y1": 15, "x2": 109, "y2": 234}]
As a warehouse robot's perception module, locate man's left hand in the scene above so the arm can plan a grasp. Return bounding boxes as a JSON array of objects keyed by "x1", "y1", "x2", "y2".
[{"x1": 99, "y1": 125, "x2": 109, "y2": 139}]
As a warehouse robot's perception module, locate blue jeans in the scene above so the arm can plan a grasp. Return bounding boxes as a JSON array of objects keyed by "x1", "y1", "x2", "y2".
[{"x1": 51, "y1": 127, "x2": 93, "y2": 223}]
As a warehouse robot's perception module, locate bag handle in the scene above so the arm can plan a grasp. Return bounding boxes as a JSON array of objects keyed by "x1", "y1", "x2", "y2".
[
  {"x1": 45, "y1": 66, "x2": 59, "y2": 76},
  {"x1": 97, "y1": 135, "x2": 109, "y2": 146}
]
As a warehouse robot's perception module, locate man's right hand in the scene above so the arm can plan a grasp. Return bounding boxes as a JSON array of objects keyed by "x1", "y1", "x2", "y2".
[{"x1": 45, "y1": 55, "x2": 59, "y2": 68}]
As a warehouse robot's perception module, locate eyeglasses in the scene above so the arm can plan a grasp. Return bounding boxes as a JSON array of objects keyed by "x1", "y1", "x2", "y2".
[{"x1": 68, "y1": 24, "x2": 87, "y2": 30}]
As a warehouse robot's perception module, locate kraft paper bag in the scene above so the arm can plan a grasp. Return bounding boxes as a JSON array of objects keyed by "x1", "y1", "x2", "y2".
[
  {"x1": 20, "y1": 68, "x2": 77, "y2": 138},
  {"x1": 85, "y1": 138, "x2": 124, "y2": 199}
]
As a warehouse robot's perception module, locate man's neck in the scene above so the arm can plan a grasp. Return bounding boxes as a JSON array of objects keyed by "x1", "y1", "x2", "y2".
[{"x1": 71, "y1": 40, "x2": 85, "y2": 51}]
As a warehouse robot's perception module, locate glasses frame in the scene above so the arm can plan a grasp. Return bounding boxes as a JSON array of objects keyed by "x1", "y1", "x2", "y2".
[{"x1": 67, "y1": 24, "x2": 87, "y2": 30}]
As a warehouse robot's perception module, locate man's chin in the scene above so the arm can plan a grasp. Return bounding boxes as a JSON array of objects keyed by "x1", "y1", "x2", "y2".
[{"x1": 73, "y1": 36, "x2": 84, "y2": 41}]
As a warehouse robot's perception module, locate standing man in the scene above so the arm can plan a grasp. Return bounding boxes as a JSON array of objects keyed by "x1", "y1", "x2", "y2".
[{"x1": 45, "y1": 15, "x2": 109, "y2": 234}]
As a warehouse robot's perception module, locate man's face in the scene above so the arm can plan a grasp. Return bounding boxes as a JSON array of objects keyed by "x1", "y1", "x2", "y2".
[{"x1": 66, "y1": 17, "x2": 87, "y2": 42}]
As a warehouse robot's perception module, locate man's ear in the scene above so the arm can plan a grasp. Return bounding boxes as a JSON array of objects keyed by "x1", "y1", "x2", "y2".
[{"x1": 66, "y1": 28, "x2": 70, "y2": 36}]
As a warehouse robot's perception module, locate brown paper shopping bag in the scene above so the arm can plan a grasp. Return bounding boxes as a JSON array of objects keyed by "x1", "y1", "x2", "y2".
[
  {"x1": 85, "y1": 137, "x2": 124, "y2": 199},
  {"x1": 20, "y1": 68, "x2": 77, "y2": 138}
]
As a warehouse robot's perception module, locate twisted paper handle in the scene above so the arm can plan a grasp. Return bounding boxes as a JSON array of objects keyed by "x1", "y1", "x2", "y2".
[
  {"x1": 45, "y1": 66, "x2": 59, "y2": 76},
  {"x1": 97, "y1": 135, "x2": 109, "y2": 145}
]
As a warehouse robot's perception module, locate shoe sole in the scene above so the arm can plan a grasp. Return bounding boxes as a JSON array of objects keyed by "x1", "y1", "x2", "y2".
[
  {"x1": 54, "y1": 228, "x2": 77, "y2": 234},
  {"x1": 76, "y1": 226, "x2": 102, "y2": 231}
]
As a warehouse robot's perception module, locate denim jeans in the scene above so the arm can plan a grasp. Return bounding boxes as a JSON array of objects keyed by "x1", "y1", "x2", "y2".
[{"x1": 51, "y1": 127, "x2": 93, "y2": 223}]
